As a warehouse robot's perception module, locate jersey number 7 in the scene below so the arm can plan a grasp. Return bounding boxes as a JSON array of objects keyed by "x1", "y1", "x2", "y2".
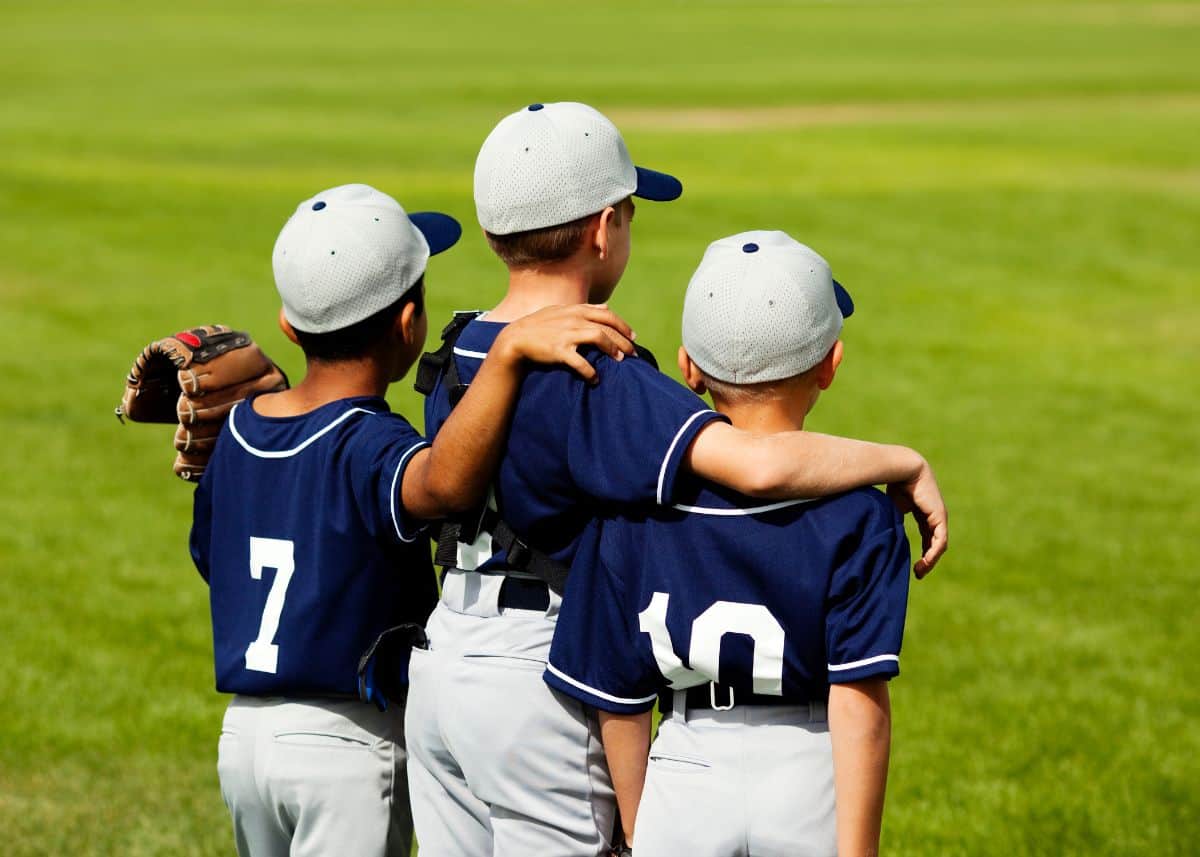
[{"x1": 244, "y1": 537, "x2": 296, "y2": 674}]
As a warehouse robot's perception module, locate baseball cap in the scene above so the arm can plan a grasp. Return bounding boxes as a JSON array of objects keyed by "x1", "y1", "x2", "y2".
[
  {"x1": 474, "y1": 101, "x2": 682, "y2": 235},
  {"x1": 681, "y1": 231, "x2": 855, "y2": 385},
  {"x1": 272, "y1": 183, "x2": 462, "y2": 333}
]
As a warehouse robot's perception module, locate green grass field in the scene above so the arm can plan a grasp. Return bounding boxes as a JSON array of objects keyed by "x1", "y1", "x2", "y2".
[{"x1": 2, "y1": 1, "x2": 1198, "y2": 853}]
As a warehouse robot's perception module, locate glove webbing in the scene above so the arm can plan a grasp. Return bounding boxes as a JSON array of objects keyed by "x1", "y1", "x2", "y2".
[{"x1": 415, "y1": 311, "x2": 571, "y2": 595}]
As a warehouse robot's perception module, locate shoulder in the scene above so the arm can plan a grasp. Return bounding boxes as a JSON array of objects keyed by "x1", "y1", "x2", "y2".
[
  {"x1": 583, "y1": 345, "x2": 704, "y2": 407},
  {"x1": 343, "y1": 407, "x2": 427, "y2": 458},
  {"x1": 523, "y1": 342, "x2": 691, "y2": 405},
  {"x1": 537, "y1": 344, "x2": 663, "y2": 381},
  {"x1": 810, "y1": 486, "x2": 903, "y2": 541}
]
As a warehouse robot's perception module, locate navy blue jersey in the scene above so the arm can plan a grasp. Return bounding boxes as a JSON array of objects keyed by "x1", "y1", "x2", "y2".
[
  {"x1": 423, "y1": 318, "x2": 727, "y2": 574},
  {"x1": 189, "y1": 396, "x2": 438, "y2": 697},
  {"x1": 545, "y1": 475, "x2": 911, "y2": 713}
]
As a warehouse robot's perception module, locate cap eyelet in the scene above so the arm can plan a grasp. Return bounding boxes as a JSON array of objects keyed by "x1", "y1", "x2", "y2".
[
  {"x1": 742, "y1": 242, "x2": 759, "y2": 253},
  {"x1": 312, "y1": 201, "x2": 326, "y2": 211}
]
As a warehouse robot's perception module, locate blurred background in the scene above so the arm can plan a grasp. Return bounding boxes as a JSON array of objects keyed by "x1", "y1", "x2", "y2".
[{"x1": 1, "y1": 1, "x2": 1197, "y2": 854}]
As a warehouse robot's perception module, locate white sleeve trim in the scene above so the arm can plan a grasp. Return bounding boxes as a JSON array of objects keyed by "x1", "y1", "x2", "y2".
[
  {"x1": 655, "y1": 410, "x2": 719, "y2": 505},
  {"x1": 389, "y1": 441, "x2": 431, "y2": 543},
  {"x1": 672, "y1": 497, "x2": 813, "y2": 516},
  {"x1": 828, "y1": 654, "x2": 899, "y2": 672},
  {"x1": 545, "y1": 662, "x2": 659, "y2": 706},
  {"x1": 452, "y1": 346, "x2": 489, "y2": 360},
  {"x1": 228, "y1": 405, "x2": 376, "y2": 458}
]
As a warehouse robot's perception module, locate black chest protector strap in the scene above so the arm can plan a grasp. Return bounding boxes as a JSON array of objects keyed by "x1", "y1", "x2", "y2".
[
  {"x1": 434, "y1": 505, "x2": 571, "y2": 595},
  {"x1": 414, "y1": 310, "x2": 572, "y2": 596},
  {"x1": 414, "y1": 311, "x2": 482, "y2": 399}
]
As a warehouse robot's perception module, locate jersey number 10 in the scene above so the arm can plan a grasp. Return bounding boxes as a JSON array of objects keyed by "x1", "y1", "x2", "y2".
[
  {"x1": 638, "y1": 592, "x2": 786, "y2": 695},
  {"x1": 244, "y1": 537, "x2": 296, "y2": 674}
]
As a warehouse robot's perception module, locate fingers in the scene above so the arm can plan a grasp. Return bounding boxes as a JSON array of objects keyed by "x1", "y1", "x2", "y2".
[
  {"x1": 578, "y1": 303, "x2": 636, "y2": 344},
  {"x1": 913, "y1": 514, "x2": 947, "y2": 579},
  {"x1": 591, "y1": 324, "x2": 634, "y2": 360},
  {"x1": 564, "y1": 350, "x2": 599, "y2": 384}
]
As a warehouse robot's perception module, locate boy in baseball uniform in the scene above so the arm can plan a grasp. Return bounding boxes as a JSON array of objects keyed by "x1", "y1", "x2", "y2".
[
  {"x1": 188, "y1": 183, "x2": 635, "y2": 857},
  {"x1": 407, "y1": 104, "x2": 945, "y2": 856},
  {"x1": 547, "y1": 231, "x2": 908, "y2": 856}
]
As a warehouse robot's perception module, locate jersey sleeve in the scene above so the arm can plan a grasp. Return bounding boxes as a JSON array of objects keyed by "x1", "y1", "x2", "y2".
[
  {"x1": 566, "y1": 355, "x2": 727, "y2": 506},
  {"x1": 348, "y1": 414, "x2": 432, "y2": 544},
  {"x1": 545, "y1": 523, "x2": 663, "y2": 713},
  {"x1": 825, "y1": 503, "x2": 911, "y2": 683}
]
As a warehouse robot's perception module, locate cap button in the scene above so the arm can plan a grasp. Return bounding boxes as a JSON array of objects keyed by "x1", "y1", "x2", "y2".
[
  {"x1": 528, "y1": 103, "x2": 545, "y2": 111},
  {"x1": 742, "y1": 242, "x2": 759, "y2": 253},
  {"x1": 312, "y1": 201, "x2": 327, "y2": 211}
]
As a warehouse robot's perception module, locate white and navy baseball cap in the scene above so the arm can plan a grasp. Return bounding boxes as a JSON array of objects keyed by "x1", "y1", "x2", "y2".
[
  {"x1": 474, "y1": 101, "x2": 682, "y2": 235},
  {"x1": 272, "y1": 183, "x2": 462, "y2": 333},
  {"x1": 682, "y1": 231, "x2": 855, "y2": 385}
]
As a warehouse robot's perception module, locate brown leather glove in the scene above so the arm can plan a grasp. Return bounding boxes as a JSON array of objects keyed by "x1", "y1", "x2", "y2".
[{"x1": 116, "y1": 325, "x2": 288, "y2": 481}]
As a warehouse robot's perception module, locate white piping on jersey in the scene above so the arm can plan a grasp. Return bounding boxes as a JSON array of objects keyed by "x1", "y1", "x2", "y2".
[
  {"x1": 227, "y1": 404, "x2": 376, "y2": 458},
  {"x1": 452, "y1": 346, "x2": 489, "y2": 360},
  {"x1": 672, "y1": 497, "x2": 814, "y2": 516},
  {"x1": 827, "y1": 654, "x2": 899, "y2": 672},
  {"x1": 390, "y1": 442, "x2": 432, "y2": 543},
  {"x1": 656, "y1": 410, "x2": 719, "y2": 505},
  {"x1": 545, "y1": 662, "x2": 660, "y2": 707}
]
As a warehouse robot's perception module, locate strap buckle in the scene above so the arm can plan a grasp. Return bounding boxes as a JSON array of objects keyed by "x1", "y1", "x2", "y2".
[
  {"x1": 709, "y1": 681, "x2": 735, "y2": 711},
  {"x1": 505, "y1": 536, "x2": 532, "y2": 569}
]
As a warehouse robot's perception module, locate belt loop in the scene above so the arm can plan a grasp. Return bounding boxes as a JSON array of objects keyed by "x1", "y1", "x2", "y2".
[
  {"x1": 673, "y1": 688, "x2": 689, "y2": 722},
  {"x1": 710, "y1": 681, "x2": 735, "y2": 712}
]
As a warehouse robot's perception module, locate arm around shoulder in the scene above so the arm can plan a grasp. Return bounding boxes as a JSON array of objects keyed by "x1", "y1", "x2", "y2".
[
  {"x1": 683, "y1": 423, "x2": 948, "y2": 576},
  {"x1": 684, "y1": 422, "x2": 921, "y2": 498},
  {"x1": 402, "y1": 305, "x2": 636, "y2": 521}
]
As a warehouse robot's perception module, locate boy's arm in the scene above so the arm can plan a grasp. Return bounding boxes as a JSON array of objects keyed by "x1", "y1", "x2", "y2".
[
  {"x1": 599, "y1": 709, "x2": 653, "y2": 846},
  {"x1": 683, "y1": 424, "x2": 948, "y2": 577},
  {"x1": 829, "y1": 679, "x2": 891, "y2": 857},
  {"x1": 402, "y1": 304, "x2": 635, "y2": 521}
]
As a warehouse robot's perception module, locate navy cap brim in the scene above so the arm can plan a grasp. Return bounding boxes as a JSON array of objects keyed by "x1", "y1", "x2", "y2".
[
  {"x1": 833, "y1": 279, "x2": 854, "y2": 318},
  {"x1": 634, "y1": 166, "x2": 683, "y2": 202},
  {"x1": 409, "y1": 212, "x2": 462, "y2": 255}
]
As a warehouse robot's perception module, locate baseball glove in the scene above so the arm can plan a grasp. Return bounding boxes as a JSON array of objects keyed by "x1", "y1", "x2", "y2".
[{"x1": 116, "y1": 325, "x2": 288, "y2": 481}]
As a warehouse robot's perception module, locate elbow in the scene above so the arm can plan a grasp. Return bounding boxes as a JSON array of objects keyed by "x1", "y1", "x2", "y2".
[
  {"x1": 736, "y1": 447, "x2": 788, "y2": 498},
  {"x1": 424, "y1": 479, "x2": 479, "y2": 516}
]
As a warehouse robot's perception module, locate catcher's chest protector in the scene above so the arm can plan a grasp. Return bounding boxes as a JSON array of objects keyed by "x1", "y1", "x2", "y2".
[{"x1": 414, "y1": 312, "x2": 572, "y2": 594}]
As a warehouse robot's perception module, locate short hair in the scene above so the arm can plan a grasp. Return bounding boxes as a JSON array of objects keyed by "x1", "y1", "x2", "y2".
[
  {"x1": 484, "y1": 198, "x2": 630, "y2": 268},
  {"x1": 293, "y1": 276, "x2": 425, "y2": 362},
  {"x1": 699, "y1": 347, "x2": 830, "y2": 404},
  {"x1": 700, "y1": 373, "x2": 786, "y2": 405}
]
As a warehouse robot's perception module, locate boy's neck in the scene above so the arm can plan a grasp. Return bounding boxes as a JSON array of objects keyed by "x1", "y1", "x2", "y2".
[
  {"x1": 710, "y1": 391, "x2": 814, "y2": 435},
  {"x1": 253, "y1": 359, "x2": 391, "y2": 417},
  {"x1": 487, "y1": 264, "x2": 593, "y2": 322}
]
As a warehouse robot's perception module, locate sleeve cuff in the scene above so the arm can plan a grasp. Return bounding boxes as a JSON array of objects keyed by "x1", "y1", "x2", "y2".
[
  {"x1": 655, "y1": 409, "x2": 729, "y2": 505},
  {"x1": 827, "y1": 654, "x2": 900, "y2": 684},
  {"x1": 389, "y1": 441, "x2": 431, "y2": 543},
  {"x1": 543, "y1": 662, "x2": 658, "y2": 714}
]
